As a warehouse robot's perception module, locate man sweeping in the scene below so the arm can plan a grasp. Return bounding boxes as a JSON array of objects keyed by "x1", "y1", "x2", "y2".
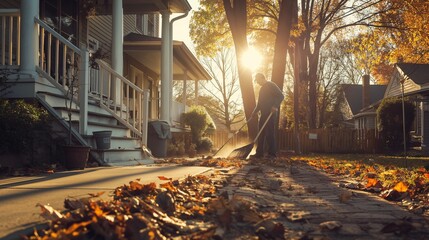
[{"x1": 250, "y1": 73, "x2": 284, "y2": 159}]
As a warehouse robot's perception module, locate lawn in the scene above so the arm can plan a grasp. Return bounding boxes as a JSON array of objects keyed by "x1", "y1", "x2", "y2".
[{"x1": 292, "y1": 153, "x2": 429, "y2": 169}]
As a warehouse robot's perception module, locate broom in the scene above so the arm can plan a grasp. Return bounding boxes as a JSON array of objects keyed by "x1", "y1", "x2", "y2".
[
  {"x1": 228, "y1": 112, "x2": 273, "y2": 159},
  {"x1": 212, "y1": 116, "x2": 252, "y2": 157}
]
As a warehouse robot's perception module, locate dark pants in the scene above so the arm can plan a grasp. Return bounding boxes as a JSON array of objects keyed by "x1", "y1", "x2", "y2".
[{"x1": 255, "y1": 112, "x2": 277, "y2": 156}]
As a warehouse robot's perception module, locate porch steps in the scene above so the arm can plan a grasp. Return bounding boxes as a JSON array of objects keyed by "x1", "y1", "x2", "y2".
[{"x1": 36, "y1": 91, "x2": 156, "y2": 167}]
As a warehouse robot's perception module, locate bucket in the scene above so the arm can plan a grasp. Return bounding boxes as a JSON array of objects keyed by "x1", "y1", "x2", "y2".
[
  {"x1": 63, "y1": 145, "x2": 90, "y2": 170},
  {"x1": 93, "y1": 131, "x2": 112, "y2": 150}
]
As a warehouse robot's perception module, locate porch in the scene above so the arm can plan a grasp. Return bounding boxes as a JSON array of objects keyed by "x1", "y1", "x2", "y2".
[{"x1": 0, "y1": 0, "x2": 209, "y2": 166}]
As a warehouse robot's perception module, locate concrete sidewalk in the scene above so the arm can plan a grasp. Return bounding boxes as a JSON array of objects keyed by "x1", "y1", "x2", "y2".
[
  {"x1": 0, "y1": 164, "x2": 212, "y2": 239},
  {"x1": 219, "y1": 159, "x2": 429, "y2": 239}
]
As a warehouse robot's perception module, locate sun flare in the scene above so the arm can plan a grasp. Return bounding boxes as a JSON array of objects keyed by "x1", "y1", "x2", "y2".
[{"x1": 240, "y1": 47, "x2": 263, "y2": 71}]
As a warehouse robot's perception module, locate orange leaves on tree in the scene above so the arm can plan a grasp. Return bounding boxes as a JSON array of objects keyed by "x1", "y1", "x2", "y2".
[
  {"x1": 393, "y1": 181, "x2": 408, "y2": 193},
  {"x1": 424, "y1": 173, "x2": 429, "y2": 179}
]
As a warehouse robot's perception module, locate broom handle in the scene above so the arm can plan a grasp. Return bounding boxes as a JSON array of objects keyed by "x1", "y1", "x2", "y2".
[{"x1": 253, "y1": 112, "x2": 274, "y2": 143}]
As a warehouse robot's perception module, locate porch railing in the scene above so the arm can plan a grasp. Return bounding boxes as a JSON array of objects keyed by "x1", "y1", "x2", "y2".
[
  {"x1": 93, "y1": 59, "x2": 149, "y2": 142},
  {"x1": 35, "y1": 17, "x2": 82, "y2": 95},
  {"x1": 0, "y1": 11, "x2": 149, "y2": 143},
  {"x1": 33, "y1": 17, "x2": 148, "y2": 143},
  {"x1": 0, "y1": 9, "x2": 20, "y2": 67}
]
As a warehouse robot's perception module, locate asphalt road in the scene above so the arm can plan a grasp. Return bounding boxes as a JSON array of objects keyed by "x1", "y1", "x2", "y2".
[{"x1": 0, "y1": 164, "x2": 211, "y2": 239}]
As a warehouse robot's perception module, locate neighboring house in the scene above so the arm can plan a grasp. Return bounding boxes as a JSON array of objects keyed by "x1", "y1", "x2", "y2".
[
  {"x1": 338, "y1": 75, "x2": 387, "y2": 132},
  {"x1": 384, "y1": 63, "x2": 429, "y2": 149},
  {"x1": 0, "y1": 0, "x2": 210, "y2": 166}
]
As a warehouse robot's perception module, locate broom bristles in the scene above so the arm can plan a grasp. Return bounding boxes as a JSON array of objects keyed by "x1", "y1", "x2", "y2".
[{"x1": 228, "y1": 143, "x2": 254, "y2": 159}]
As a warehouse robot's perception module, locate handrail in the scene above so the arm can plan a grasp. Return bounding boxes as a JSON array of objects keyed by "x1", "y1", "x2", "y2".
[
  {"x1": 93, "y1": 59, "x2": 148, "y2": 140},
  {"x1": 0, "y1": 9, "x2": 20, "y2": 15},
  {"x1": 96, "y1": 59, "x2": 143, "y2": 94},
  {"x1": 34, "y1": 17, "x2": 81, "y2": 54},
  {"x1": 35, "y1": 17, "x2": 82, "y2": 89}
]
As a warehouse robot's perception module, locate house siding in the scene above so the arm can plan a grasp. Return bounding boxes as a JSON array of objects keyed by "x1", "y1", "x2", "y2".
[
  {"x1": 0, "y1": 0, "x2": 19, "y2": 8},
  {"x1": 88, "y1": 14, "x2": 137, "y2": 65},
  {"x1": 385, "y1": 69, "x2": 421, "y2": 98}
]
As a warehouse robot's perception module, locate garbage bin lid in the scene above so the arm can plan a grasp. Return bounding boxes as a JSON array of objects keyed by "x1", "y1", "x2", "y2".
[{"x1": 149, "y1": 121, "x2": 172, "y2": 139}]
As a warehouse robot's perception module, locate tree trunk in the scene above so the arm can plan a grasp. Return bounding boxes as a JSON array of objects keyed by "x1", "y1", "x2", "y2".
[
  {"x1": 271, "y1": 0, "x2": 296, "y2": 92},
  {"x1": 293, "y1": 43, "x2": 302, "y2": 154},
  {"x1": 223, "y1": 0, "x2": 258, "y2": 139}
]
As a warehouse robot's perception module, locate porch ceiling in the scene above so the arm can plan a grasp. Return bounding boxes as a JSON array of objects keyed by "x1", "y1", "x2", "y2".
[
  {"x1": 124, "y1": 33, "x2": 211, "y2": 81},
  {"x1": 99, "y1": 0, "x2": 192, "y2": 14}
]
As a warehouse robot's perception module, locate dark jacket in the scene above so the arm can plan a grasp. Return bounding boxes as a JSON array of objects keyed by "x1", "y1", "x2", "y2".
[{"x1": 254, "y1": 81, "x2": 284, "y2": 118}]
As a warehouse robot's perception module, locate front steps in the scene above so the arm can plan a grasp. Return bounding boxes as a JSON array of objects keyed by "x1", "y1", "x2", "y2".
[{"x1": 37, "y1": 91, "x2": 155, "y2": 166}]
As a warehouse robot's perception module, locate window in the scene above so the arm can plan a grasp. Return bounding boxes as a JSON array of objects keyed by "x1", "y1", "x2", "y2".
[
  {"x1": 40, "y1": 0, "x2": 79, "y2": 44},
  {"x1": 136, "y1": 13, "x2": 159, "y2": 37}
]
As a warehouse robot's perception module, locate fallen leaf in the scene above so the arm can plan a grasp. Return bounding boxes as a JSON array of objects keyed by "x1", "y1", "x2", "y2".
[
  {"x1": 366, "y1": 178, "x2": 382, "y2": 188},
  {"x1": 156, "y1": 191, "x2": 176, "y2": 214},
  {"x1": 64, "y1": 198, "x2": 86, "y2": 210},
  {"x1": 380, "y1": 189, "x2": 408, "y2": 201},
  {"x1": 88, "y1": 191, "x2": 105, "y2": 197},
  {"x1": 158, "y1": 176, "x2": 173, "y2": 181},
  {"x1": 286, "y1": 211, "x2": 310, "y2": 222},
  {"x1": 36, "y1": 203, "x2": 63, "y2": 221},
  {"x1": 320, "y1": 221, "x2": 342, "y2": 231},
  {"x1": 365, "y1": 178, "x2": 377, "y2": 188},
  {"x1": 393, "y1": 181, "x2": 408, "y2": 193}
]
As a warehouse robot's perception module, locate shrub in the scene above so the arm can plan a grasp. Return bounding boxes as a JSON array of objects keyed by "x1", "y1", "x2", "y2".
[
  {"x1": 187, "y1": 143, "x2": 197, "y2": 158},
  {"x1": 377, "y1": 96, "x2": 415, "y2": 151},
  {"x1": 182, "y1": 106, "x2": 212, "y2": 143},
  {"x1": 197, "y1": 137, "x2": 213, "y2": 153},
  {"x1": 0, "y1": 100, "x2": 50, "y2": 154},
  {"x1": 167, "y1": 142, "x2": 178, "y2": 157}
]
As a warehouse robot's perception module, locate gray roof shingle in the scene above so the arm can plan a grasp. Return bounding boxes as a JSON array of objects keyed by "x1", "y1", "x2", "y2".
[{"x1": 342, "y1": 84, "x2": 387, "y2": 115}]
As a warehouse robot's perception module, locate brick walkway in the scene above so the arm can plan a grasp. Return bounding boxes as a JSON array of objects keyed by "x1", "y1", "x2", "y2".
[{"x1": 218, "y1": 159, "x2": 429, "y2": 239}]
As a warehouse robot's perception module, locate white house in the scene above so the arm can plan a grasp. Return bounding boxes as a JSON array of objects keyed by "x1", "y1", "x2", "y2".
[{"x1": 0, "y1": 0, "x2": 210, "y2": 166}]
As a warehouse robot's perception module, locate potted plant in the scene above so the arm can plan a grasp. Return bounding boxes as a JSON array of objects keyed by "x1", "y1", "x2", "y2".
[{"x1": 62, "y1": 63, "x2": 91, "y2": 170}]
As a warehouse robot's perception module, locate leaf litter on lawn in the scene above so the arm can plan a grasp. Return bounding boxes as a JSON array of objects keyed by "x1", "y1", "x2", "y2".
[{"x1": 296, "y1": 155, "x2": 429, "y2": 217}]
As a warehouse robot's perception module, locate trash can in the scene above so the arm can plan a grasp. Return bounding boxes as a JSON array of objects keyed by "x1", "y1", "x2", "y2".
[
  {"x1": 147, "y1": 120, "x2": 171, "y2": 157},
  {"x1": 93, "y1": 131, "x2": 112, "y2": 150}
]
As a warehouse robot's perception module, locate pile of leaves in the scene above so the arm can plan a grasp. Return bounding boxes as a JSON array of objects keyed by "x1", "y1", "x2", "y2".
[
  {"x1": 296, "y1": 156, "x2": 429, "y2": 216},
  {"x1": 25, "y1": 168, "x2": 275, "y2": 239},
  {"x1": 26, "y1": 175, "x2": 220, "y2": 239}
]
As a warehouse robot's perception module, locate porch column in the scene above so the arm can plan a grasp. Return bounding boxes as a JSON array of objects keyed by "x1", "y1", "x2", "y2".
[
  {"x1": 19, "y1": 0, "x2": 39, "y2": 79},
  {"x1": 112, "y1": 0, "x2": 123, "y2": 103},
  {"x1": 195, "y1": 79, "x2": 199, "y2": 105},
  {"x1": 160, "y1": 11, "x2": 171, "y2": 123},
  {"x1": 182, "y1": 71, "x2": 188, "y2": 108},
  {"x1": 79, "y1": 46, "x2": 89, "y2": 135}
]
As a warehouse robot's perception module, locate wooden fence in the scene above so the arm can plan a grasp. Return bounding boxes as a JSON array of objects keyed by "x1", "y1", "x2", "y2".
[
  {"x1": 207, "y1": 128, "x2": 381, "y2": 154},
  {"x1": 277, "y1": 129, "x2": 380, "y2": 154}
]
